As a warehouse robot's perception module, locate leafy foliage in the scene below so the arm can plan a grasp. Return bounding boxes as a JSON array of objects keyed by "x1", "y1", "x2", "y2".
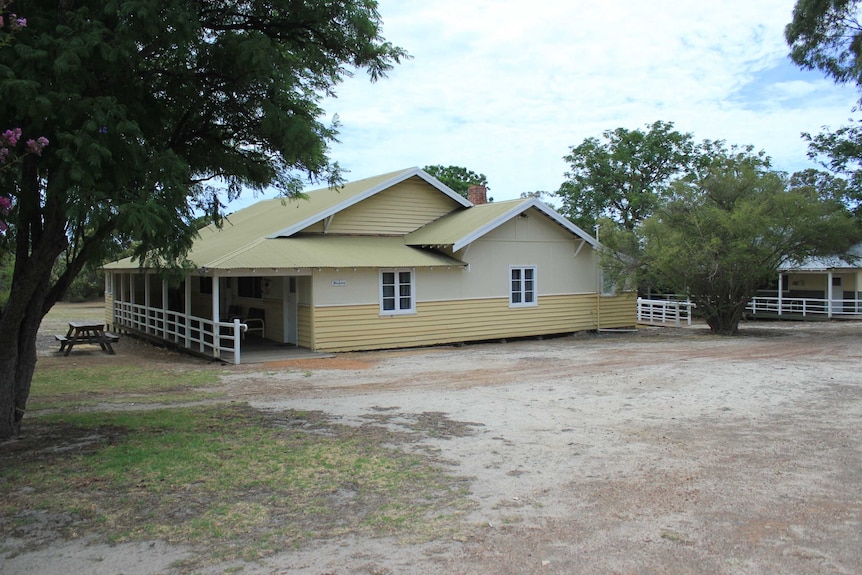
[
  {"x1": 423, "y1": 165, "x2": 489, "y2": 198},
  {"x1": 786, "y1": 0, "x2": 862, "y2": 92},
  {"x1": 555, "y1": 121, "x2": 696, "y2": 233},
  {"x1": 800, "y1": 126, "x2": 862, "y2": 219},
  {"x1": 0, "y1": 0, "x2": 407, "y2": 438},
  {"x1": 602, "y1": 145, "x2": 861, "y2": 334},
  {"x1": 785, "y1": 1, "x2": 862, "y2": 223}
]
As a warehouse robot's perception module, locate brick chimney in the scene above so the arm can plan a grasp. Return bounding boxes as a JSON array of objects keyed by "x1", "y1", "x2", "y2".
[{"x1": 468, "y1": 184, "x2": 487, "y2": 205}]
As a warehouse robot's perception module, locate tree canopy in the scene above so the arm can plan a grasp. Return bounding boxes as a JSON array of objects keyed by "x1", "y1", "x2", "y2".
[
  {"x1": 800, "y1": 126, "x2": 862, "y2": 219},
  {"x1": 786, "y1": 0, "x2": 862, "y2": 92},
  {"x1": 601, "y1": 144, "x2": 861, "y2": 334},
  {"x1": 785, "y1": 0, "x2": 862, "y2": 224},
  {"x1": 555, "y1": 121, "x2": 696, "y2": 233},
  {"x1": 423, "y1": 165, "x2": 489, "y2": 199},
  {"x1": 0, "y1": 0, "x2": 406, "y2": 438}
]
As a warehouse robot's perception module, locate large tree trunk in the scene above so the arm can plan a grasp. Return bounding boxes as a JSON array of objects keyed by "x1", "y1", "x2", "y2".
[
  {"x1": 704, "y1": 313, "x2": 742, "y2": 336},
  {"x1": 0, "y1": 266, "x2": 56, "y2": 439},
  {"x1": 0, "y1": 157, "x2": 69, "y2": 439},
  {"x1": 700, "y1": 297, "x2": 750, "y2": 336}
]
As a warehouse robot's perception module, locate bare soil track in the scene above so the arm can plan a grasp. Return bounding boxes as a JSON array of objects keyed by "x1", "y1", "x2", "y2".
[{"x1": 4, "y1": 306, "x2": 862, "y2": 574}]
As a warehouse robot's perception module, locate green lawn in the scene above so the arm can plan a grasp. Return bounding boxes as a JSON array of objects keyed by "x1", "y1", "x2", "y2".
[{"x1": 4, "y1": 305, "x2": 473, "y2": 570}]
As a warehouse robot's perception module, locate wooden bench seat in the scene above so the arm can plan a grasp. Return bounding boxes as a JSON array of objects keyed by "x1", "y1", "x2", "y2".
[
  {"x1": 55, "y1": 332, "x2": 120, "y2": 353},
  {"x1": 55, "y1": 334, "x2": 69, "y2": 352}
]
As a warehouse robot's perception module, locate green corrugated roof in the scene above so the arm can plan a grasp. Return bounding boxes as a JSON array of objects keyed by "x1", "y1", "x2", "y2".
[
  {"x1": 106, "y1": 167, "x2": 468, "y2": 270},
  {"x1": 405, "y1": 199, "x2": 527, "y2": 247},
  {"x1": 211, "y1": 236, "x2": 464, "y2": 270},
  {"x1": 105, "y1": 236, "x2": 463, "y2": 271},
  {"x1": 104, "y1": 169, "x2": 592, "y2": 272},
  {"x1": 404, "y1": 197, "x2": 599, "y2": 252}
]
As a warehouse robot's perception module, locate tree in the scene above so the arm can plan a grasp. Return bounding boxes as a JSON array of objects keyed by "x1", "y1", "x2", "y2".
[
  {"x1": 0, "y1": 0, "x2": 407, "y2": 438},
  {"x1": 623, "y1": 145, "x2": 861, "y2": 335},
  {"x1": 423, "y1": 165, "x2": 489, "y2": 199},
  {"x1": 799, "y1": 126, "x2": 862, "y2": 220},
  {"x1": 555, "y1": 121, "x2": 696, "y2": 233},
  {"x1": 786, "y1": 0, "x2": 862, "y2": 92},
  {"x1": 786, "y1": 0, "x2": 862, "y2": 220}
]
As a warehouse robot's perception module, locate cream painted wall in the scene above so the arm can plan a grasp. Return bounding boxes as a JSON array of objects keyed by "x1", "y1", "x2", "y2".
[
  {"x1": 786, "y1": 272, "x2": 860, "y2": 293},
  {"x1": 453, "y1": 211, "x2": 599, "y2": 299},
  {"x1": 311, "y1": 208, "x2": 600, "y2": 307},
  {"x1": 312, "y1": 268, "x2": 380, "y2": 306},
  {"x1": 313, "y1": 267, "x2": 474, "y2": 307}
]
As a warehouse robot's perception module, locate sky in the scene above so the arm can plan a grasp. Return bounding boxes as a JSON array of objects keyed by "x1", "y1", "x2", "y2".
[{"x1": 244, "y1": 0, "x2": 862, "y2": 207}]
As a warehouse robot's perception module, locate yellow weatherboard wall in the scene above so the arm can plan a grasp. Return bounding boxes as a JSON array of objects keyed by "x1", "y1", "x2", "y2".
[
  {"x1": 310, "y1": 294, "x2": 629, "y2": 352},
  {"x1": 325, "y1": 177, "x2": 462, "y2": 235}
]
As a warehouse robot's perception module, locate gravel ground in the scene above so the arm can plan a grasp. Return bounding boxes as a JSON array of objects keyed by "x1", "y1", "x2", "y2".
[{"x1": 4, "y1": 314, "x2": 862, "y2": 574}]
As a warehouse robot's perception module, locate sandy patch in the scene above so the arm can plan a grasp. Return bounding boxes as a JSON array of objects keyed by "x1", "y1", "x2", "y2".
[{"x1": 4, "y1": 318, "x2": 862, "y2": 574}]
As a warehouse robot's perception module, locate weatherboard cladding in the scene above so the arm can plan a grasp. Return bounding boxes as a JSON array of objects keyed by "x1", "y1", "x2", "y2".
[
  {"x1": 311, "y1": 294, "x2": 602, "y2": 352},
  {"x1": 266, "y1": 167, "x2": 470, "y2": 239},
  {"x1": 323, "y1": 177, "x2": 463, "y2": 235}
]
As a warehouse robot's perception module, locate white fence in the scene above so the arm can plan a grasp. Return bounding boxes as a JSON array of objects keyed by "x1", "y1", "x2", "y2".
[
  {"x1": 112, "y1": 301, "x2": 247, "y2": 364},
  {"x1": 638, "y1": 295, "x2": 862, "y2": 327},
  {"x1": 637, "y1": 297, "x2": 694, "y2": 326},
  {"x1": 746, "y1": 296, "x2": 862, "y2": 318}
]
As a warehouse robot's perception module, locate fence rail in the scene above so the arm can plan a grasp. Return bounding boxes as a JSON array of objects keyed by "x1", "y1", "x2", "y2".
[
  {"x1": 746, "y1": 296, "x2": 862, "y2": 318},
  {"x1": 637, "y1": 297, "x2": 694, "y2": 326},
  {"x1": 112, "y1": 301, "x2": 247, "y2": 364},
  {"x1": 638, "y1": 295, "x2": 862, "y2": 326}
]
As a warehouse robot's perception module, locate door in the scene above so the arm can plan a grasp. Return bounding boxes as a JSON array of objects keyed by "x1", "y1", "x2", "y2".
[
  {"x1": 283, "y1": 277, "x2": 298, "y2": 345},
  {"x1": 831, "y1": 276, "x2": 844, "y2": 315}
]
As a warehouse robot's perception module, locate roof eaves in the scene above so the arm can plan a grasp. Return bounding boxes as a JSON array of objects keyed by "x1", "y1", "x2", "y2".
[
  {"x1": 267, "y1": 167, "x2": 469, "y2": 239},
  {"x1": 531, "y1": 199, "x2": 600, "y2": 247},
  {"x1": 451, "y1": 198, "x2": 600, "y2": 252},
  {"x1": 413, "y1": 169, "x2": 473, "y2": 207},
  {"x1": 199, "y1": 237, "x2": 268, "y2": 268}
]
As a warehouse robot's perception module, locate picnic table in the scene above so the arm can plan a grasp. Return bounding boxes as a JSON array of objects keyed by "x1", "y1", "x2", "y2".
[{"x1": 55, "y1": 321, "x2": 119, "y2": 356}]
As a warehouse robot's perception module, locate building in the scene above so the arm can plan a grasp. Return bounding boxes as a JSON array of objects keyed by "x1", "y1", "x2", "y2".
[{"x1": 104, "y1": 167, "x2": 636, "y2": 362}]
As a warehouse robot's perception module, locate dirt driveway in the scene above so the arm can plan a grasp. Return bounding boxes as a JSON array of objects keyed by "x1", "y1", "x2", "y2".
[{"x1": 7, "y1": 317, "x2": 862, "y2": 574}]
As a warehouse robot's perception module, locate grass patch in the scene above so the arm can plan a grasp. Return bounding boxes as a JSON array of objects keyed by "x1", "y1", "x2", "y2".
[
  {"x1": 0, "y1": 404, "x2": 473, "y2": 567},
  {"x1": 28, "y1": 365, "x2": 223, "y2": 410}
]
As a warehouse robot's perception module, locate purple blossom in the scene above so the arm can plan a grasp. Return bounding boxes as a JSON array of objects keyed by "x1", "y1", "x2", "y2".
[
  {"x1": 25, "y1": 136, "x2": 49, "y2": 154},
  {"x1": 1, "y1": 128, "x2": 22, "y2": 147},
  {"x1": 0, "y1": 148, "x2": 8, "y2": 164},
  {"x1": 8, "y1": 13, "x2": 25, "y2": 29}
]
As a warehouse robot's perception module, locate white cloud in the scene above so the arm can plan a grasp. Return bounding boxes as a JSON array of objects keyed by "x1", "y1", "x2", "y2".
[{"x1": 304, "y1": 1, "x2": 861, "y2": 201}]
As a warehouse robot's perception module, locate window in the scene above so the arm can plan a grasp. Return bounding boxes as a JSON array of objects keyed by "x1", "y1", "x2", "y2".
[
  {"x1": 600, "y1": 269, "x2": 616, "y2": 295},
  {"x1": 510, "y1": 266, "x2": 536, "y2": 306},
  {"x1": 199, "y1": 276, "x2": 213, "y2": 294},
  {"x1": 380, "y1": 270, "x2": 414, "y2": 314},
  {"x1": 238, "y1": 277, "x2": 263, "y2": 299}
]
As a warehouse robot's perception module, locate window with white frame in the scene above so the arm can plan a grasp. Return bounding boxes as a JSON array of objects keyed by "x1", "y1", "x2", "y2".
[
  {"x1": 600, "y1": 269, "x2": 616, "y2": 295},
  {"x1": 510, "y1": 266, "x2": 536, "y2": 306},
  {"x1": 380, "y1": 269, "x2": 415, "y2": 314}
]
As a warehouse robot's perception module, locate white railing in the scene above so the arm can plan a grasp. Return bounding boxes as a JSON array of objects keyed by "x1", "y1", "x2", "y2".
[
  {"x1": 112, "y1": 301, "x2": 247, "y2": 364},
  {"x1": 746, "y1": 296, "x2": 862, "y2": 318},
  {"x1": 637, "y1": 297, "x2": 694, "y2": 326}
]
